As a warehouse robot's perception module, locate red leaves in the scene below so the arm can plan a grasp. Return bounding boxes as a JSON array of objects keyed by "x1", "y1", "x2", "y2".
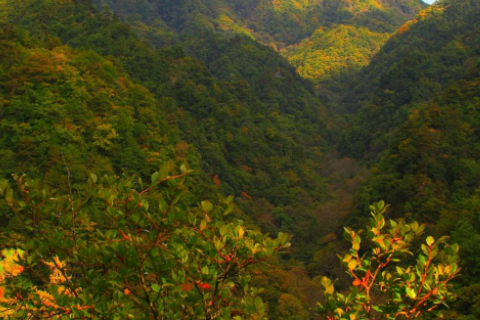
[
  {"x1": 183, "y1": 281, "x2": 211, "y2": 291},
  {"x1": 198, "y1": 282, "x2": 211, "y2": 291},
  {"x1": 352, "y1": 269, "x2": 371, "y2": 288},
  {"x1": 120, "y1": 231, "x2": 130, "y2": 241},
  {"x1": 241, "y1": 191, "x2": 253, "y2": 201},
  {"x1": 212, "y1": 175, "x2": 221, "y2": 186}
]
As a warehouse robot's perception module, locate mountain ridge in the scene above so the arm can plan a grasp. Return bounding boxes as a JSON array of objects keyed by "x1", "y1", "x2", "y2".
[{"x1": 94, "y1": 0, "x2": 427, "y2": 82}]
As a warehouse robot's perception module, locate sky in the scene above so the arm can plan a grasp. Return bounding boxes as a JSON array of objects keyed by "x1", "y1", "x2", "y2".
[{"x1": 424, "y1": 0, "x2": 437, "y2": 3}]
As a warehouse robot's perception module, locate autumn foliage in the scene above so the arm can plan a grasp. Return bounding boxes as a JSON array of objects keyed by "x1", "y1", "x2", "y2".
[
  {"x1": 317, "y1": 201, "x2": 460, "y2": 320},
  {"x1": 0, "y1": 164, "x2": 290, "y2": 319}
]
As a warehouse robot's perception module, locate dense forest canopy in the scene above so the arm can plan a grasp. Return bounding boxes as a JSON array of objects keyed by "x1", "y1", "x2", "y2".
[
  {"x1": 94, "y1": 0, "x2": 427, "y2": 82},
  {"x1": 1, "y1": 0, "x2": 480, "y2": 319}
]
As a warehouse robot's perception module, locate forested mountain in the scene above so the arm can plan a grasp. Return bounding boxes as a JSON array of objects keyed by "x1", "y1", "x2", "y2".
[
  {"x1": 339, "y1": 0, "x2": 480, "y2": 318},
  {"x1": 0, "y1": 0, "x2": 331, "y2": 316},
  {"x1": 95, "y1": 0, "x2": 426, "y2": 82},
  {"x1": 1, "y1": 0, "x2": 331, "y2": 206},
  {"x1": 1, "y1": 0, "x2": 479, "y2": 319}
]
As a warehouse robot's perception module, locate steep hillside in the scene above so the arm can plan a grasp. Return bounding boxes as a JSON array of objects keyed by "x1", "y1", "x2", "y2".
[
  {"x1": 0, "y1": 26, "x2": 177, "y2": 186},
  {"x1": 103, "y1": 0, "x2": 424, "y2": 45},
  {"x1": 1, "y1": 0, "x2": 332, "y2": 214},
  {"x1": 0, "y1": 0, "x2": 333, "y2": 315},
  {"x1": 0, "y1": 0, "x2": 337, "y2": 305},
  {"x1": 342, "y1": 0, "x2": 480, "y2": 158},
  {"x1": 338, "y1": 1, "x2": 480, "y2": 318}
]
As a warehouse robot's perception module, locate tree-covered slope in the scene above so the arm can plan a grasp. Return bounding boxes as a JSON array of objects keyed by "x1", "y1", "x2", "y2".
[
  {"x1": 1, "y1": 0, "x2": 331, "y2": 206},
  {"x1": 0, "y1": 0, "x2": 332, "y2": 315},
  {"x1": 250, "y1": 0, "x2": 427, "y2": 82},
  {"x1": 0, "y1": 0, "x2": 335, "y2": 296},
  {"x1": 0, "y1": 23, "x2": 178, "y2": 186},
  {"x1": 342, "y1": 0, "x2": 480, "y2": 158},
  {"x1": 282, "y1": 24, "x2": 390, "y2": 81},
  {"x1": 95, "y1": 0, "x2": 426, "y2": 83},
  {"x1": 337, "y1": 1, "x2": 480, "y2": 318}
]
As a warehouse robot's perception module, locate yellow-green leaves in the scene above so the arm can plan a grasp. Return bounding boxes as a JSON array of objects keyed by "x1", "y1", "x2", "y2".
[
  {"x1": 348, "y1": 259, "x2": 357, "y2": 271},
  {"x1": 426, "y1": 236, "x2": 435, "y2": 247},
  {"x1": 321, "y1": 276, "x2": 335, "y2": 295},
  {"x1": 406, "y1": 287, "x2": 417, "y2": 299},
  {"x1": 317, "y1": 201, "x2": 460, "y2": 320},
  {"x1": 201, "y1": 200, "x2": 213, "y2": 213},
  {"x1": 5, "y1": 188, "x2": 13, "y2": 203},
  {"x1": 238, "y1": 227, "x2": 245, "y2": 239}
]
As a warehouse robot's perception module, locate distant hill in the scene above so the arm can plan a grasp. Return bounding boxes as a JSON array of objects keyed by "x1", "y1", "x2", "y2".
[{"x1": 95, "y1": 0, "x2": 426, "y2": 82}]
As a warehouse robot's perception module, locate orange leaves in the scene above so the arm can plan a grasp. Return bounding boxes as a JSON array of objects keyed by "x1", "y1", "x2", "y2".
[
  {"x1": 0, "y1": 251, "x2": 88, "y2": 316},
  {"x1": 44, "y1": 257, "x2": 70, "y2": 285},
  {"x1": 0, "y1": 249, "x2": 25, "y2": 283},
  {"x1": 242, "y1": 165, "x2": 252, "y2": 173},
  {"x1": 352, "y1": 279, "x2": 362, "y2": 287},
  {"x1": 75, "y1": 305, "x2": 94, "y2": 311},
  {"x1": 0, "y1": 249, "x2": 25, "y2": 315},
  {"x1": 51, "y1": 50, "x2": 68, "y2": 64},
  {"x1": 10, "y1": 265, "x2": 24, "y2": 277},
  {"x1": 36, "y1": 290, "x2": 58, "y2": 308},
  {"x1": 182, "y1": 281, "x2": 210, "y2": 291},
  {"x1": 398, "y1": 23, "x2": 411, "y2": 35},
  {"x1": 372, "y1": 236, "x2": 385, "y2": 248}
]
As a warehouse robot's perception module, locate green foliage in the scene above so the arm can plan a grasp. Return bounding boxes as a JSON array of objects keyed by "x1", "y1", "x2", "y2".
[
  {"x1": 0, "y1": 22, "x2": 180, "y2": 187},
  {"x1": 340, "y1": 0, "x2": 480, "y2": 157},
  {"x1": 96, "y1": 0, "x2": 426, "y2": 83},
  {"x1": 332, "y1": 2, "x2": 480, "y2": 319},
  {"x1": 1, "y1": 0, "x2": 478, "y2": 318},
  {"x1": 317, "y1": 201, "x2": 460, "y2": 320},
  {"x1": 0, "y1": 165, "x2": 290, "y2": 319},
  {"x1": 0, "y1": 0, "x2": 332, "y2": 260}
]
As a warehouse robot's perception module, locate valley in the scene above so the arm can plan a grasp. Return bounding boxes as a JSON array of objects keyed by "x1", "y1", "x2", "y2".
[{"x1": 0, "y1": 0, "x2": 479, "y2": 319}]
